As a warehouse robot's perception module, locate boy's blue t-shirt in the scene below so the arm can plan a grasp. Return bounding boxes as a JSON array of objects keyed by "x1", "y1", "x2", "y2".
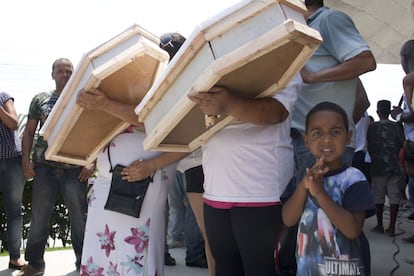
[{"x1": 296, "y1": 166, "x2": 375, "y2": 276}]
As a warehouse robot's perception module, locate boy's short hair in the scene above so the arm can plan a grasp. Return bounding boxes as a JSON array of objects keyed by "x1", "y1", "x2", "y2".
[
  {"x1": 306, "y1": 101, "x2": 349, "y2": 132},
  {"x1": 377, "y1": 99, "x2": 391, "y2": 117}
]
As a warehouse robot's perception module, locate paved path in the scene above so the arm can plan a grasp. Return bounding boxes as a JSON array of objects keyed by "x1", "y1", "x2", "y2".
[
  {"x1": 0, "y1": 206, "x2": 413, "y2": 275},
  {"x1": 0, "y1": 244, "x2": 209, "y2": 276}
]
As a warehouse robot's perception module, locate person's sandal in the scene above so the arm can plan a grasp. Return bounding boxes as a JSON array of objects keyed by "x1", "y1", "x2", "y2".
[
  {"x1": 9, "y1": 262, "x2": 24, "y2": 270},
  {"x1": 8, "y1": 259, "x2": 26, "y2": 270}
]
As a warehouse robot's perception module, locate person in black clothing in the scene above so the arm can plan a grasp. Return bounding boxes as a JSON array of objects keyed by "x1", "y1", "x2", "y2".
[{"x1": 367, "y1": 100, "x2": 404, "y2": 237}]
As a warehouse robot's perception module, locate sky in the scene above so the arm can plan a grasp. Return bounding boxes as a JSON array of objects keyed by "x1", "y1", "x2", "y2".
[
  {"x1": 0, "y1": 0, "x2": 241, "y2": 114},
  {"x1": 0, "y1": 0, "x2": 406, "y2": 120}
]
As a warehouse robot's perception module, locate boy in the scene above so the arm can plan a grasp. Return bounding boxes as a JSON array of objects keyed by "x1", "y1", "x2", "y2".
[
  {"x1": 282, "y1": 102, "x2": 375, "y2": 276},
  {"x1": 367, "y1": 100, "x2": 404, "y2": 237}
]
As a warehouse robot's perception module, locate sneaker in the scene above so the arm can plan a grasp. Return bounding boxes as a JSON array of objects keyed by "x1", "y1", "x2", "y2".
[
  {"x1": 186, "y1": 257, "x2": 208, "y2": 268},
  {"x1": 164, "y1": 252, "x2": 176, "y2": 266},
  {"x1": 17, "y1": 264, "x2": 44, "y2": 276}
]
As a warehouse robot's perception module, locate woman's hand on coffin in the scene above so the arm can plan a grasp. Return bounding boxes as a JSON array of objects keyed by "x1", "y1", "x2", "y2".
[
  {"x1": 188, "y1": 86, "x2": 233, "y2": 116},
  {"x1": 77, "y1": 88, "x2": 108, "y2": 110},
  {"x1": 121, "y1": 159, "x2": 155, "y2": 182},
  {"x1": 300, "y1": 67, "x2": 317, "y2": 83}
]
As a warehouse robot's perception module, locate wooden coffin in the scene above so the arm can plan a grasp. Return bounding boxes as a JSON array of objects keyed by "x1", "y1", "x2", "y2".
[
  {"x1": 135, "y1": 0, "x2": 322, "y2": 152},
  {"x1": 40, "y1": 24, "x2": 169, "y2": 166}
]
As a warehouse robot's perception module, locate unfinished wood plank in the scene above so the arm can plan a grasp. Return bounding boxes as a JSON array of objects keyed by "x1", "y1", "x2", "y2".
[
  {"x1": 136, "y1": 0, "x2": 322, "y2": 152},
  {"x1": 40, "y1": 24, "x2": 169, "y2": 166}
]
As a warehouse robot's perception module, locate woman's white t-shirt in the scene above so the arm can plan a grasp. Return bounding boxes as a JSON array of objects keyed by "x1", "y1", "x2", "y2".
[{"x1": 202, "y1": 75, "x2": 301, "y2": 204}]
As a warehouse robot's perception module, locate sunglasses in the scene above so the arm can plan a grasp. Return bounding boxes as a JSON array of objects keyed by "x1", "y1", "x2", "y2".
[{"x1": 160, "y1": 34, "x2": 174, "y2": 49}]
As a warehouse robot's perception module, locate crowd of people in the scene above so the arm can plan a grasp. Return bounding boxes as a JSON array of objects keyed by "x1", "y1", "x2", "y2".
[{"x1": 1, "y1": 0, "x2": 414, "y2": 275}]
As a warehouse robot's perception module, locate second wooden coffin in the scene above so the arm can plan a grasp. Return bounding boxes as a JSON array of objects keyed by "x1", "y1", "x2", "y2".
[
  {"x1": 40, "y1": 24, "x2": 169, "y2": 166},
  {"x1": 135, "y1": 0, "x2": 322, "y2": 152}
]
